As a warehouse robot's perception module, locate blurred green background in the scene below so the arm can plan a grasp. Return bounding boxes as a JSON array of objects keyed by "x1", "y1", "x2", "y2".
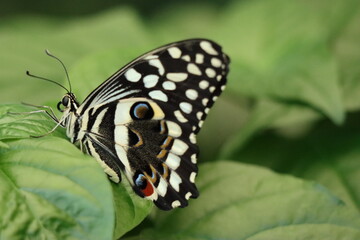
[
  {"x1": 1, "y1": 0, "x2": 360, "y2": 162},
  {"x1": 1, "y1": 0, "x2": 360, "y2": 239}
]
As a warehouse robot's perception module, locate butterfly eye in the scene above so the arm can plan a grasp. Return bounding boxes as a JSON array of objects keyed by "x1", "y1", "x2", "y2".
[
  {"x1": 130, "y1": 102, "x2": 154, "y2": 120},
  {"x1": 62, "y1": 95, "x2": 70, "y2": 107}
]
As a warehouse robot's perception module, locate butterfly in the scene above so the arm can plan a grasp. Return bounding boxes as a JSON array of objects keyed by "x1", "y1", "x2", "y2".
[{"x1": 28, "y1": 39, "x2": 230, "y2": 210}]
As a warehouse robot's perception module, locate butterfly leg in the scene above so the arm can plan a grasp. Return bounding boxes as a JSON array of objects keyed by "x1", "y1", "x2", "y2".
[
  {"x1": 29, "y1": 120, "x2": 65, "y2": 138},
  {"x1": 7, "y1": 103, "x2": 66, "y2": 138},
  {"x1": 6, "y1": 110, "x2": 64, "y2": 138},
  {"x1": 8, "y1": 102, "x2": 59, "y2": 123},
  {"x1": 7, "y1": 109, "x2": 59, "y2": 124},
  {"x1": 20, "y1": 102, "x2": 59, "y2": 123}
]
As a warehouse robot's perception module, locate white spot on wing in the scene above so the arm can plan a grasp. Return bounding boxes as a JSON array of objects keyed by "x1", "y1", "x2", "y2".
[
  {"x1": 172, "y1": 139, "x2": 189, "y2": 155},
  {"x1": 211, "y1": 57, "x2": 222, "y2": 67},
  {"x1": 157, "y1": 177, "x2": 168, "y2": 197},
  {"x1": 162, "y1": 81, "x2": 176, "y2": 90},
  {"x1": 181, "y1": 55, "x2": 191, "y2": 62},
  {"x1": 185, "y1": 192, "x2": 192, "y2": 200},
  {"x1": 191, "y1": 154, "x2": 197, "y2": 164},
  {"x1": 149, "y1": 59, "x2": 165, "y2": 75},
  {"x1": 167, "y1": 73, "x2": 188, "y2": 82},
  {"x1": 171, "y1": 200, "x2": 181, "y2": 208},
  {"x1": 209, "y1": 86, "x2": 215, "y2": 93},
  {"x1": 185, "y1": 89, "x2": 198, "y2": 100},
  {"x1": 167, "y1": 121, "x2": 182, "y2": 137},
  {"x1": 168, "y1": 47, "x2": 182, "y2": 59},
  {"x1": 206, "y1": 68, "x2": 216, "y2": 78},
  {"x1": 149, "y1": 90, "x2": 168, "y2": 102},
  {"x1": 174, "y1": 110, "x2": 187, "y2": 123},
  {"x1": 190, "y1": 172, "x2": 197, "y2": 183},
  {"x1": 202, "y1": 98, "x2": 209, "y2": 106},
  {"x1": 143, "y1": 74, "x2": 159, "y2": 88},
  {"x1": 180, "y1": 102, "x2": 193, "y2": 114},
  {"x1": 199, "y1": 80, "x2": 209, "y2": 89},
  {"x1": 125, "y1": 68, "x2": 141, "y2": 82},
  {"x1": 200, "y1": 41, "x2": 218, "y2": 55},
  {"x1": 169, "y1": 171, "x2": 182, "y2": 192},
  {"x1": 196, "y1": 111, "x2": 203, "y2": 120},
  {"x1": 165, "y1": 153, "x2": 181, "y2": 170},
  {"x1": 199, "y1": 120, "x2": 204, "y2": 128},
  {"x1": 195, "y1": 53, "x2": 204, "y2": 64},
  {"x1": 189, "y1": 132, "x2": 196, "y2": 144},
  {"x1": 187, "y1": 63, "x2": 201, "y2": 76}
]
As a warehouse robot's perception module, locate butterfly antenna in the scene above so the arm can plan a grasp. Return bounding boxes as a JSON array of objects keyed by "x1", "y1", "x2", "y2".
[
  {"x1": 26, "y1": 71, "x2": 70, "y2": 93},
  {"x1": 45, "y1": 49, "x2": 72, "y2": 93}
]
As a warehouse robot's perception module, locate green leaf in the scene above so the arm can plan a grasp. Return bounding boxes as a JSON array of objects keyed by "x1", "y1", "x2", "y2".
[
  {"x1": 216, "y1": 0, "x2": 355, "y2": 124},
  {"x1": 220, "y1": 99, "x2": 320, "y2": 158},
  {"x1": 142, "y1": 161, "x2": 360, "y2": 240},
  {"x1": 0, "y1": 137, "x2": 114, "y2": 240},
  {"x1": 225, "y1": 112, "x2": 360, "y2": 211},
  {"x1": 336, "y1": 6, "x2": 360, "y2": 111},
  {"x1": 112, "y1": 181, "x2": 153, "y2": 239},
  {"x1": 0, "y1": 104, "x2": 65, "y2": 141}
]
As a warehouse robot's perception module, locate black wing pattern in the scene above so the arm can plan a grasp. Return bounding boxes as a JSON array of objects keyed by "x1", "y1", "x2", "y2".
[{"x1": 76, "y1": 39, "x2": 230, "y2": 210}]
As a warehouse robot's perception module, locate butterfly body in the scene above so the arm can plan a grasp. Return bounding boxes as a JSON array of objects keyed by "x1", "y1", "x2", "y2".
[{"x1": 58, "y1": 39, "x2": 230, "y2": 210}]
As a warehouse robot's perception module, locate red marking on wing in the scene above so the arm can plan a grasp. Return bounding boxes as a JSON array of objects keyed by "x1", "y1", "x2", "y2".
[{"x1": 141, "y1": 179, "x2": 154, "y2": 197}]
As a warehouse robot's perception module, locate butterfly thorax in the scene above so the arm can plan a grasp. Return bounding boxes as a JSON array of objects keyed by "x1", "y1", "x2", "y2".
[{"x1": 57, "y1": 93, "x2": 80, "y2": 143}]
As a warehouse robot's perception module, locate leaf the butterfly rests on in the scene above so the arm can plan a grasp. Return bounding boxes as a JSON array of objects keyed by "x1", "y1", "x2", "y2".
[{"x1": 45, "y1": 39, "x2": 229, "y2": 210}]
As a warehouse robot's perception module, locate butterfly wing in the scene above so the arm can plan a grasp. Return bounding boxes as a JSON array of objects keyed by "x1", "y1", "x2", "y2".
[{"x1": 76, "y1": 39, "x2": 230, "y2": 210}]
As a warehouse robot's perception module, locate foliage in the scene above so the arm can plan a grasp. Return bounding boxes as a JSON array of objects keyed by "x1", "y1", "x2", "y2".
[{"x1": 0, "y1": 0, "x2": 360, "y2": 239}]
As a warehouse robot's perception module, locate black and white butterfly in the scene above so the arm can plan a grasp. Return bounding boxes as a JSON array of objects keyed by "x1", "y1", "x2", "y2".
[{"x1": 28, "y1": 39, "x2": 230, "y2": 210}]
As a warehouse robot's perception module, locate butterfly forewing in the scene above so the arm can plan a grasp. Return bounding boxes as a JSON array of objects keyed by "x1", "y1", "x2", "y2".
[{"x1": 70, "y1": 39, "x2": 230, "y2": 210}]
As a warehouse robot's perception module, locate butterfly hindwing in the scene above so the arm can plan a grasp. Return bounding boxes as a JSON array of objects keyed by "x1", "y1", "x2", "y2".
[
  {"x1": 106, "y1": 97, "x2": 198, "y2": 210},
  {"x1": 74, "y1": 39, "x2": 230, "y2": 210}
]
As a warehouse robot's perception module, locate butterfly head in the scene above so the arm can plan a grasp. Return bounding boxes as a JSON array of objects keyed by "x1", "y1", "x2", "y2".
[{"x1": 57, "y1": 93, "x2": 79, "y2": 113}]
